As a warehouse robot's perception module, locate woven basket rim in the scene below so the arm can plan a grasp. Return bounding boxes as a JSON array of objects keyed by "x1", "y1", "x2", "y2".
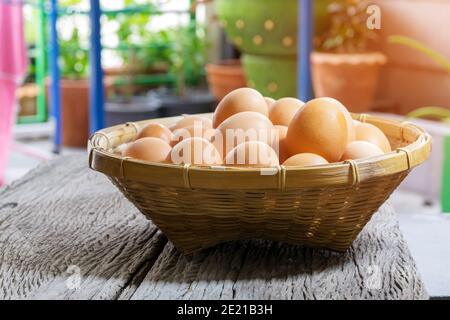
[{"x1": 88, "y1": 113, "x2": 432, "y2": 190}]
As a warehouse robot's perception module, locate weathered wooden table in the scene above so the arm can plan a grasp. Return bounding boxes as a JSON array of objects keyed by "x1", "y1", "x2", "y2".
[{"x1": 0, "y1": 155, "x2": 428, "y2": 300}]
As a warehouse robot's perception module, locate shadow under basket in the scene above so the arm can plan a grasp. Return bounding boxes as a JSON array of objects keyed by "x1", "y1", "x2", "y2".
[{"x1": 88, "y1": 113, "x2": 431, "y2": 254}]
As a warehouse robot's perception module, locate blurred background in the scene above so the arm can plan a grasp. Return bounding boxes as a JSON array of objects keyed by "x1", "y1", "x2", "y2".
[{"x1": 0, "y1": 0, "x2": 449, "y2": 298}]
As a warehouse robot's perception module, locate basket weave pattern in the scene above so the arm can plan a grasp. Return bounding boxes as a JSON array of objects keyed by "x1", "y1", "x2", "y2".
[{"x1": 89, "y1": 113, "x2": 431, "y2": 254}]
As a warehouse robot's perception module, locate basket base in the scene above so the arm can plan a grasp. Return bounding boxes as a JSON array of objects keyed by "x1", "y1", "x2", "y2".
[{"x1": 112, "y1": 172, "x2": 407, "y2": 255}]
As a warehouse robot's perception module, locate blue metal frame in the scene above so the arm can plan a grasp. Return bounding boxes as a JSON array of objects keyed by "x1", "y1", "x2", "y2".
[
  {"x1": 89, "y1": 0, "x2": 104, "y2": 133},
  {"x1": 48, "y1": 0, "x2": 61, "y2": 153},
  {"x1": 298, "y1": 0, "x2": 313, "y2": 102}
]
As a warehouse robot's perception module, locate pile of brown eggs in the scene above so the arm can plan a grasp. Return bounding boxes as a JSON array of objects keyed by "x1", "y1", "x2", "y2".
[{"x1": 122, "y1": 88, "x2": 391, "y2": 167}]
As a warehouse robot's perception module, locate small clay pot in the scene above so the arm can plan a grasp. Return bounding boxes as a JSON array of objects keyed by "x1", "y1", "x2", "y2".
[
  {"x1": 311, "y1": 52, "x2": 387, "y2": 112},
  {"x1": 46, "y1": 79, "x2": 89, "y2": 148},
  {"x1": 206, "y1": 60, "x2": 247, "y2": 100},
  {"x1": 60, "y1": 79, "x2": 90, "y2": 148}
]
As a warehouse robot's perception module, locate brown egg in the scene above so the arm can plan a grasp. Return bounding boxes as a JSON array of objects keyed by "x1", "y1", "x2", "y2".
[
  {"x1": 286, "y1": 98, "x2": 350, "y2": 162},
  {"x1": 171, "y1": 137, "x2": 222, "y2": 166},
  {"x1": 213, "y1": 88, "x2": 269, "y2": 128},
  {"x1": 213, "y1": 111, "x2": 274, "y2": 158},
  {"x1": 224, "y1": 141, "x2": 279, "y2": 167},
  {"x1": 322, "y1": 97, "x2": 355, "y2": 142},
  {"x1": 283, "y1": 153, "x2": 329, "y2": 167},
  {"x1": 171, "y1": 115, "x2": 213, "y2": 131},
  {"x1": 271, "y1": 125, "x2": 289, "y2": 164},
  {"x1": 355, "y1": 122, "x2": 391, "y2": 153},
  {"x1": 122, "y1": 137, "x2": 172, "y2": 163},
  {"x1": 136, "y1": 123, "x2": 173, "y2": 144},
  {"x1": 269, "y1": 97, "x2": 304, "y2": 126},
  {"x1": 172, "y1": 125, "x2": 216, "y2": 146},
  {"x1": 341, "y1": 141, "x2": 384, "y2": 160},
  {"x1": 264, "y1": 97, "x2": 276, "y2": 110}
]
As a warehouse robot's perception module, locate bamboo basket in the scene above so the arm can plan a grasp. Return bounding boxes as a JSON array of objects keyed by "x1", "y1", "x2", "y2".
[{"x1": 88, "y1": 113, "x2": 431, "y2": 254}]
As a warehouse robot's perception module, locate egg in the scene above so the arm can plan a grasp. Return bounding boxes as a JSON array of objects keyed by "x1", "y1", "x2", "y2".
[
  {"x1": 171, "y1": 115, "x2": 213, "y2": 132},
  {"x1": 213, "y1": 111, "x2": 274, "y2": 158},
  {"x1": 122, "y1": 137, "x2": 172, "y2": 163},
  {"x1": 136, "y1": 123, "x2": 173, "y2": 144},
  {"x1": 283, "y1": 153, "x2": 329, "y2": 167},
  {"x1": 321, "y1": 97, "x2": 356, "y2": 142},
  {"x1": 354, "y1": 122, "x2": 391, "y2": 153},
  {"x1": 224, "y1": 141, "x2": 279, "y2": 167},
  {"x1": 269, "y1": 97, "x2": 304, "y2": 126},
  {"x1": 341, "y1": 141, "x2": 384, "y2": 160},
  {"x1": 264, "y1": 97, "x2": 276, "y2": 110},
  {"x1": 213, "y1": 88, "x2": 269, "y2": 128},
  {"x1": 271, "y1": 125, "x2": 289, "y2": 164},
  {"x1": 286, "y1": 98, "x2": 351, "y2": 162},
  {"x1": 171, "y1": 137, "x2": 223, "y2": 165}
]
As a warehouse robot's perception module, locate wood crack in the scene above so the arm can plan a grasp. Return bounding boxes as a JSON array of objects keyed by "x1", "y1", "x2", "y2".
[
  {"x1": 116, "y1": 233, "x2": 168, "y2": 300},
  {"x1": 230, "y1": 243, "x2": 251, "y2": 300}
]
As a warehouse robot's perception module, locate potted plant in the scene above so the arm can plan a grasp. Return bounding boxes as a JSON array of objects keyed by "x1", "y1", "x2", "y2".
[
  {"x1": 205, "y1": 59, "x2": 247, "y2": 101},
  {"x1": 311, "y1": 0, "x2": 386, "y2": 112},
  {"x1": 147, "y1": 23, "x2": 216, "y2": 117},
  {"x1": 104, "y1": 2, "x2": 173, "y2": 98},
  {"x1": 104, "y1": 3, "x2": 214, "y2": 124},
  {"x1": 103, "y1": 1, "x2": 178, "y2": 126},
  {"x1": 104, "y1": 28, "x2": 175, "y2": 126},
  {"x1": 214, "y1": 0, "x2": 332, "y2": 98},
  {"x1": 55, "y1": 25, "x2": 90, "y2": 147}
]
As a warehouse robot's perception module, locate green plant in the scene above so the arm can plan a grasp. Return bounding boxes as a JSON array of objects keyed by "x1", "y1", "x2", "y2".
[
  {"x1": 58, "y1": 0, "x2": 89, "y2": 79},
  {"x1": 315, "y1": 0, "x2": 378, "y2": 53},
  {"x1": 390, "y1": 35, "x2": 450, "y2": 121},
  {"x1": 59, "y1": 27, "x2": 89, "y2": 79},
  {"x1": 135, "y1": 30, "x2": 174, "y2": 72},
  {"x1": 169, "y1": 23, "x2": 207, "y2": 96},
  {"x1": 109, "y1": 1, "x2": 207, "y2": 96},
  {"x1": 390, "y1": 36, "x2": 450, "y2": 123},
  {"x1": 388, "y1": 35, "x2": 450, "y2": 74},
  {"x1": 110, "y1": 0, "x2": 173, "y2": 72}
]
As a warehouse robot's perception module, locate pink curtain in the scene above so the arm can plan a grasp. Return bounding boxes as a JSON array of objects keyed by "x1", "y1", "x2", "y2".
[{"x1": 0, "y1": 2, "x2": 28, "y2": 186}]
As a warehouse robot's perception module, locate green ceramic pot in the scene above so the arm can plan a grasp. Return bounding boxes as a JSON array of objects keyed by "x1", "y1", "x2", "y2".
[
  {"x1": 215, "y1": 0, "x2": 331, "y2": 97},
  {"x1": 242, "y1": 54, "x2": 296, "y2": 99}
]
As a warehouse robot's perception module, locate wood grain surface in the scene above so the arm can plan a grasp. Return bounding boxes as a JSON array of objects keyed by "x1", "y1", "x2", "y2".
[{"x1": 0, "y1": 155, "x2": 428, "y2": 300}]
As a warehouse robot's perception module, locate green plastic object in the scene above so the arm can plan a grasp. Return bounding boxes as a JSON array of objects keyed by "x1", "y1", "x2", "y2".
[
  {"x1": 215, "y1": 0, "x2": 331, "y2": 97},
  {"x1": 443, "y1": 137, "x2": 450, "y2": 213},
  {"x1": 242, "y1": 54, "x2": 296, "y2": 99},
  {"x1": 215, "y1": 0, "x2": 330, "y2": 56},
  {"x1": 407, "y1": 107, "x2": 450, "y2": 124},
  {"x1": 18, "y1": 0, "x2": 48, "y2": 124},
  {"x1": 35, "y1": 0, "x2": 48, "y2": 122}
]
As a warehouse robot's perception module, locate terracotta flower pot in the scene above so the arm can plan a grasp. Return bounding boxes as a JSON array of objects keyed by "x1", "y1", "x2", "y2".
[
  {"x1": 311, "y1": 52, "x2": 387, "y2": 112},
  {"x1": 60, "y1": 79, "x2": 90, "y2": 148},
  {"x1": 46, "y1": 79, "x2": 89, "y2": 148},
  {"x1": 206, "y1": 60, "x2": 247, "y2": 100}
]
